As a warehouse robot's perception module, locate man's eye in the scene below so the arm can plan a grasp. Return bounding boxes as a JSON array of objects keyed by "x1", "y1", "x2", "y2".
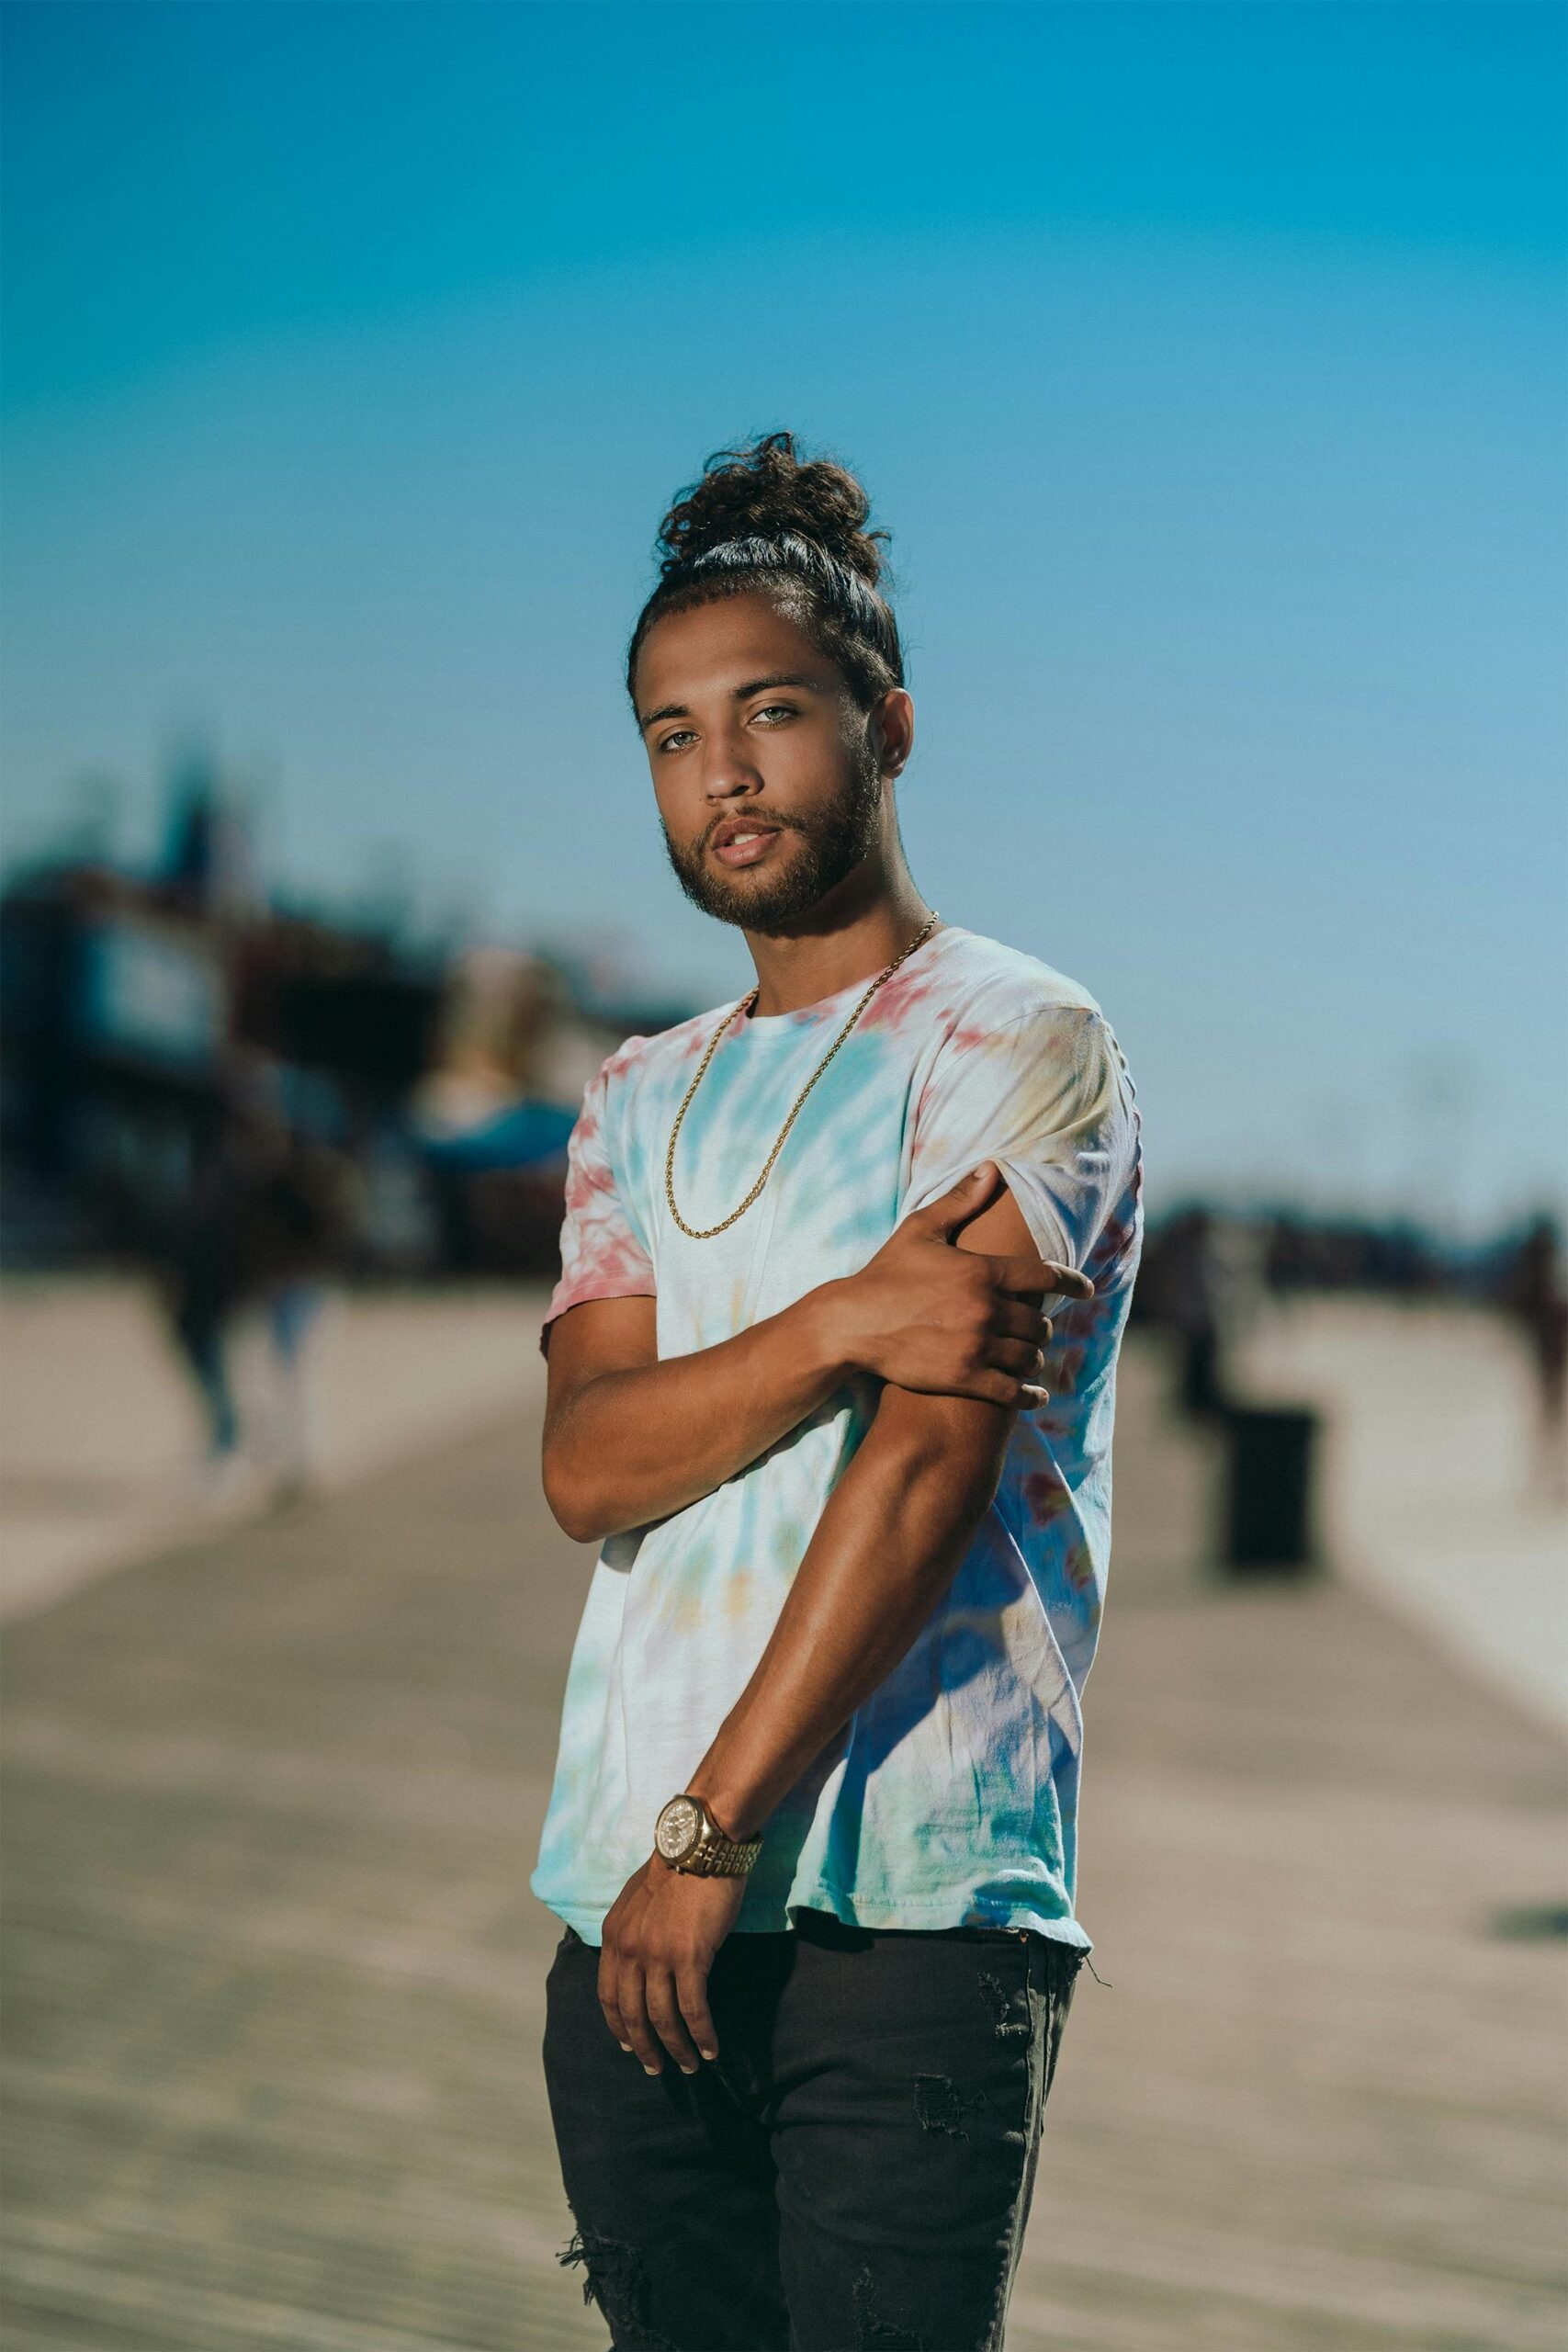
[
  {"x1": 658, "y1": 729, "x2": 697, "y2": 753},
  {"x1": 752, "y1": 704, "x2": 797, "y2": 725}
]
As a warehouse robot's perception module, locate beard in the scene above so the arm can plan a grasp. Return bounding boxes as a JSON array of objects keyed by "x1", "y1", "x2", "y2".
[{"x1": 660, "y1": 735, "x2": 886, "y2": 932}]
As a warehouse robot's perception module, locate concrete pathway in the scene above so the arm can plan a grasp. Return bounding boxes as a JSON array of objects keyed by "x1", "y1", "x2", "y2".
[
  {"x1": 1232, "y1": 1296, "x2": 1568, "y2": 1731},
  {"x1": 0, "y1": 1275, "x2": 547, "y2": 1623}
]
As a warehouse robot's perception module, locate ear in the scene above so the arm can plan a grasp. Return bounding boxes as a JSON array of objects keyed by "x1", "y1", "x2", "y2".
[{"x1": 873, "y1": 686, "x2": 915, "y2": 781}]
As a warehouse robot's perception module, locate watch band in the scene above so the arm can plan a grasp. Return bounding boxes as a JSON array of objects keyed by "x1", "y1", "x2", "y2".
[{"x1": 654, "y1": 1792, "x2": 763, "y2": 1878}]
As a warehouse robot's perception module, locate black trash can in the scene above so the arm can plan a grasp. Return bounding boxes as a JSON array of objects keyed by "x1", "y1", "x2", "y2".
[{"x1": 1222, "y1": 1405, "x2": 1318, "y2": 1571}]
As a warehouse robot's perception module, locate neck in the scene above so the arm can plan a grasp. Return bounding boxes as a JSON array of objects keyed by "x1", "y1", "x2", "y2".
[{"x1": 740, "y1": 862, "x2": 937, "y2": 1018}]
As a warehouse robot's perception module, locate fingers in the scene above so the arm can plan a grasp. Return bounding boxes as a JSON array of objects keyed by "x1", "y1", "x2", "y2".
[
  {"x1": 938, "y1": 1348, "x2": 1051, "y2": 1408},
  {"x1": 1043, "y1": 1261, "x2": 1096, "y2": 1301},
  {"x1": 965, "y1": 1327, "x2": 1046, "y2": 1380},
  {"x1": 971, "y1": 1368, "x2": 1050, "y2": 1408},
  {"x1": 998, "y1": 1349, "x2": 1051, "y2": 1408},
  {"x1": 986, "y1": 1254, "x2": 1055, "y2": 1301},
  {"x1": 908, "y1": 1160, "x2": 1002, "y2": 1238},
  {"x1": 600, "y1": 1941, "x2": 719, "y2": 2077},
  {"x1": 596, "y1": 1951, "x2": 635, "y2": 2056},
  {"x1": 987, "y1": 1253, "x2": 1095, "y2": 1304},
  {"x1": 646, "y1": 1966, "x2": 707, "y2": 2075},
  {"x1": 993, "y1": 1302, "x2": 1054, "y2": 1346},
  {"x1": 676, "y1": 1963, "x2": 719, "y2": 2065},
  {"x1": 615, "y1": 1951, "x2": 665, "y2": 2075}
]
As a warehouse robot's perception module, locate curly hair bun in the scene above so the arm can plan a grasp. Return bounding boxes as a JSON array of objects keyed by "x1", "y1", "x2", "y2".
[{"x1": 654, "y1": 429, "x2": 889, "y2": 588}]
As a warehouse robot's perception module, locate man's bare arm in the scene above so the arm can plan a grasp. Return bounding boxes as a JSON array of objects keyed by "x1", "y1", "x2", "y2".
[
  {"x1": 681, "y1": 1179, "x2": 1054, "y2": 1840},
  {"x1": 541, "y1": 1162, "x2": 1089, "y2": 1544},
  {"x1": 541, "y1": 1286, "x2": 852, "y2": 1544}
]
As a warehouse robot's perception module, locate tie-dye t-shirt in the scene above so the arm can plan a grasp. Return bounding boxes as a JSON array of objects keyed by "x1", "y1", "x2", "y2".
[{"x1": 531, "y1": 922, "x2": 1143, "y2": 1953}]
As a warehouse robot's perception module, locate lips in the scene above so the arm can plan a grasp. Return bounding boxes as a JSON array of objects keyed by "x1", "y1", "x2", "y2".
[{"x1": 710, "y1": 820, "x2": 784, "y2": 868}]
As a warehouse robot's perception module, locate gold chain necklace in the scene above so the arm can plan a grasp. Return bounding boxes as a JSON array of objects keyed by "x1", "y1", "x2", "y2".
[{"x1": 664, "y1": 912, "x2": 942, "y2": 1240}]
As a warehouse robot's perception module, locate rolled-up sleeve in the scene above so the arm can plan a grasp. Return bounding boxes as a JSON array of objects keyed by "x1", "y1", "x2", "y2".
[{"x1": 899, "y1": 1002, "x2": 1139, "y2": 1273}]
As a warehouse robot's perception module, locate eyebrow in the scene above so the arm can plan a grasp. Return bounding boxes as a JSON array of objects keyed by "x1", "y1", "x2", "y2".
[{"x1": 637, "y1": 673, "x2": 826, "y2": 731}]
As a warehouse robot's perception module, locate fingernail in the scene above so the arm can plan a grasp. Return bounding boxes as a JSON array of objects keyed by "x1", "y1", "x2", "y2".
[
  {"x1": 618, "y1": 2041, "x2": 632, "y2": 2052},
  {"x1": 643, "y1": 2063, "x2": 660, "y2": 2076},
  {"x1": 699, "y1": 2047, "x2": 717, "y2": 2062},
  {"x1": 680, "y1": 2063, "x2": 698, "y2": 2075}
]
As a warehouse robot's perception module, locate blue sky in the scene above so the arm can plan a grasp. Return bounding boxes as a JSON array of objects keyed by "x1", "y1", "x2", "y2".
[{"x1": 3, "y1": 1, "x2": 1563, "y2": 1229}]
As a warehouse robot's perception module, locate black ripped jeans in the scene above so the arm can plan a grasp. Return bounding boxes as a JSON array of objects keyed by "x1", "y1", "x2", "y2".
[{"x1": 541, "y1": 1908, "x2": 1086, "y2": 2352}]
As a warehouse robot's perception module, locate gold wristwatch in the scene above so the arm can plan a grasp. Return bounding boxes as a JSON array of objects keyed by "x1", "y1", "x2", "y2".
[{"x1": 654, "y1": 1792, "x2": 762, "y2": 1878}]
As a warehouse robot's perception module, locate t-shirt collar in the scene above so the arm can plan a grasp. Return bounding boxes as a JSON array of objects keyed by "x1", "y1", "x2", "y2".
[{"x1": 731, "y1": 921, "x2": 958, "y2": 1044}]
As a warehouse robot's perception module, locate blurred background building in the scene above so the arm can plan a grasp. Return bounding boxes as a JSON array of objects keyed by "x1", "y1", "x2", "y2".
[{"x1": 0, "y1": 757, "x2": 696, "y2": 1281}]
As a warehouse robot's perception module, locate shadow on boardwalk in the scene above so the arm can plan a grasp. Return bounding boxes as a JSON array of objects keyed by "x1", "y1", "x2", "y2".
[{"x1": 2, "y1": 1329, "x2": 1564, "y2": 2350}]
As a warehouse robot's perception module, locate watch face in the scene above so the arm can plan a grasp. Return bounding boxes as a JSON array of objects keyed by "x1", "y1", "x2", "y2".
[{"x1": 655, "y1": 1796, "x2": 701, "y2": 1862}]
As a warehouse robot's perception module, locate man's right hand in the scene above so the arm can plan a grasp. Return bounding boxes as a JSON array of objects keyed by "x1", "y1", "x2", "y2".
[{"x1": 819, "y1": 1162, "x2": 1095, "y2": 1408}]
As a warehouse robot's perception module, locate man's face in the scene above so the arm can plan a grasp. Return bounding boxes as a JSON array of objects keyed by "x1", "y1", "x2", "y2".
[{"x1": 634, "y1": 593, "x2": 895, "y2": 931}]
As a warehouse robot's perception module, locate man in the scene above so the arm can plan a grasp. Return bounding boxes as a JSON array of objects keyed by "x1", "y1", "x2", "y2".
[{"x1": 535, "y1": 432, "x2": 1144, "y2": 2352}]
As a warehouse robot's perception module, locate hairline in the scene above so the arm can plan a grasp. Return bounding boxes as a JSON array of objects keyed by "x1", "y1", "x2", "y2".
[{"x1": 626, "y1": 569, "x2": 885, "y2": 724}]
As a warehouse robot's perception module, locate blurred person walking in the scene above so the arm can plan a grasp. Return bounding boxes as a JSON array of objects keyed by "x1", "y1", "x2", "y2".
[
  {"x1": 157, "y1": 1063, "x2": 364, "y2": 1506},
  {"x1": 1155, "y1": 1204, "x2": 1229, "y2": 1418},
  {"x1": 1145, "y1": 1206, "x2": 1269, "y2": 1422},
  {"x1": 535, "y1": 433, "x2": 1145, "y2": 2351},
  {"x1": 1502, "y1": 1215, "x2": 1568, "y2": 1501}
]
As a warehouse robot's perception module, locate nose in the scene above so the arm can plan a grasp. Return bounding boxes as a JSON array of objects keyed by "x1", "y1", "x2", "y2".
[{"x1": 701, "y1": 722, "x2": 767, "y2": 807}]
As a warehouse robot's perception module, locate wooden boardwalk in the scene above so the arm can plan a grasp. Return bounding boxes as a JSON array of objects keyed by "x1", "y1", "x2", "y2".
[{"x1": 2, "y1": 1318, "x2": 1563, "y2": 2350}]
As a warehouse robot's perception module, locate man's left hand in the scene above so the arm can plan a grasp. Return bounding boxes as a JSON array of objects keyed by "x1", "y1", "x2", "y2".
[{"x1": 598, "y1": 1852, "x2": 746, "y2": 2075}]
